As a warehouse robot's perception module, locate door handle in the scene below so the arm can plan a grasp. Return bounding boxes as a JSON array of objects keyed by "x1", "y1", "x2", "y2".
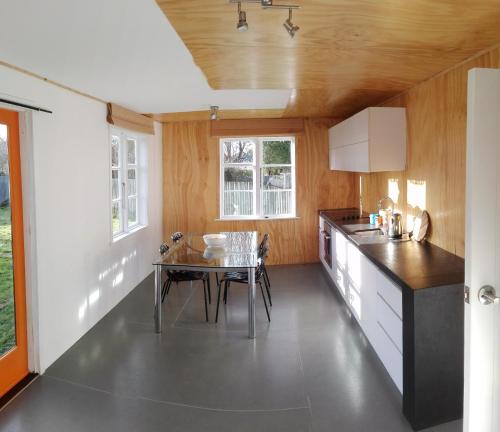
[{"x1": 478, "y1": 286, "x2": 500, "y2": 305}]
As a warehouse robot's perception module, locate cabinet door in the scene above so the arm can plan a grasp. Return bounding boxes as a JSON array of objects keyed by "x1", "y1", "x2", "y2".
[
  {"x1": 329, "y1": 108, "x2": 369, "y2": 149},
  {"x1": 347, "y1": 282, "x2": 362, "y2": 323},
  {"x1": 330, "y1": 141, "x2": 370, "y2": 172},
  {"x1": 347, "y1": 242, "x2": 362, "y2": 289},
  {"x1": 335, "y1": 231, "x2": 348, "y2": 271},
  {"x1": 371, "y1": 323, "x2": 403, "y2": 393},
  {"x1": 333, "y1": 265, "x2": 348, "y2": 297},
  {"x1": 331, "y1": 227, "x2": 337, "y2": 268},
  {"x1": 359, "y1": 255, "x2": 380, "y2": 343}
]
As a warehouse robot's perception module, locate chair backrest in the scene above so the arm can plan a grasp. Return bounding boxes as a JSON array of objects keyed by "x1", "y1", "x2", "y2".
[
  {"x1": 258, "y1": 233, "x2": 270, "y2": 259},
  {"x1": 256, "y1": 257, "x2": 266, "y2": 280},
  {"x1": 171, "y1": 232, "x2": 184, "y2": 243},
  {"x1": 159, "y1": 243, "x2": 170, "y2": 255}
]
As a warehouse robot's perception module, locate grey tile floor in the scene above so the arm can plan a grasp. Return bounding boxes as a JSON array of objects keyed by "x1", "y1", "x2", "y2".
[{"x1": 0, "y1": 264, "x2": 462, "y2": 432}]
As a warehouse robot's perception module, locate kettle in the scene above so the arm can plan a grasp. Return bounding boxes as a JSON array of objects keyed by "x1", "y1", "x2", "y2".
[{"x1": 388, "y1": 212, "x2": 403, "y2": 239}]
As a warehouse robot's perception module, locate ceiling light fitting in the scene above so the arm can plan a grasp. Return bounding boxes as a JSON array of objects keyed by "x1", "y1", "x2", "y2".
[
  {"x1": 237, "y1": 2, "x2": 248, "y2": 32},
  {"x1": 283, "y1": 8, "x2": 299, "y2": 38},
  {"x1": 230, "y1": 0, "x2": 300, "y2": 38},
  {"x1": 210, "y1": 106, "x2": 219, "y2": 120}
]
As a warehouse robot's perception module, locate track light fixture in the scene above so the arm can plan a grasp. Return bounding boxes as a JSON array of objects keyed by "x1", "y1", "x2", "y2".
[
  {"x1": 210, "y1": 106, "x2": 219, "y2": 120},
  {"x1": 237, "y1": 2, "x2": 249, "y2": 32},
  {"x1": 230, "y1": 0, "x2": 300, "y2": 37},
  {"x1": 283, "y1": 8, "x2": 299, "y2": 38}
]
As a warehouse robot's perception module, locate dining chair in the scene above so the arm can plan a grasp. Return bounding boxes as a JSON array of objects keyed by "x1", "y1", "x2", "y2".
[
  {"x1": 159, "y1": 233, "x2": 212, "y2": 322},
  {"x1": 215, "y1": 251, "x2": 271, "y2": 323},
  {"x1": 223, "y1": 234, "x2": 272, "y2": 306},
  {"x1": 161, "y1": 270, "x2": 211, "y2": 322}
]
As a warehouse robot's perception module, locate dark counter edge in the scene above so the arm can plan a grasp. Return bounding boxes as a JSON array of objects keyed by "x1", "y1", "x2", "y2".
[{"x1": 319, "y1": 209, "x2": 465, "y2": 292}]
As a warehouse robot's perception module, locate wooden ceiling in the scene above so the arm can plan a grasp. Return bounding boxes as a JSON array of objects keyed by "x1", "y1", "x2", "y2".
[{"x1": 156, "y1": 0, "x2": 500, "y2": 119}]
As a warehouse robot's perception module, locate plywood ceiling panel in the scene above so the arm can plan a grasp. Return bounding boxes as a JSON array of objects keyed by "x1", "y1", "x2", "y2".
[{"x1": 156, "y1": 0, "x2": 500, "y2": 118}]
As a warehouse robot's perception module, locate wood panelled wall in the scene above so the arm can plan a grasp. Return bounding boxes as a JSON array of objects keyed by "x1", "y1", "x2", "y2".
[
  {"x1": 355, "y1": 46, "x2": 500, "y2": 258},
  {"x1": 163, "y1": 118, "x2": 357, "y2": 265}
]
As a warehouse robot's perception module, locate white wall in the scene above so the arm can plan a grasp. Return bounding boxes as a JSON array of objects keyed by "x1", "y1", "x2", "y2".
[{"x1": 0, "y1": 65, "x2": 163, "y2": 372}]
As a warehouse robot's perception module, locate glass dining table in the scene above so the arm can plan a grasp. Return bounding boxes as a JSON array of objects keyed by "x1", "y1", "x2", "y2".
[{"x1": 153, "y1": 231, "x2": 259, "y2": 338}]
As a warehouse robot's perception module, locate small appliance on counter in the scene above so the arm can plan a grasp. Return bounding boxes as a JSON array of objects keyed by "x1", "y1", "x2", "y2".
[{"x1": 388, "y1": 212, "x2": 403, "y2": 239}]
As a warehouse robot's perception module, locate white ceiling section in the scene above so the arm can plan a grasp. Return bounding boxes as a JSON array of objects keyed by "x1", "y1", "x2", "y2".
[{"x1": 0, "y1": 0, "x2": 291, "y2": 113}]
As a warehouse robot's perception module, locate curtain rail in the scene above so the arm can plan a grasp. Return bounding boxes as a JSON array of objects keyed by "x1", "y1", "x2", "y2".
[{"x1": 0, "y1": 98, "x2": 52, "y2": 114}]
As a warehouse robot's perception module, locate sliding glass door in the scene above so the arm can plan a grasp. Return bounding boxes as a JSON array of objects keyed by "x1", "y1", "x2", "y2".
[{"x1": 0, "y1": 108, "x2": 28, "y2": 397}]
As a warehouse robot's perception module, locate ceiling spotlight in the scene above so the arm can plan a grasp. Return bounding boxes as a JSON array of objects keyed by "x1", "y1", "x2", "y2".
[
  {"x1": 283, "y1": 8, "x2": 299, "y2": 38},
  {"x1": 237, "y1": 2, "x2": 248, "y2": 32},
  {"x1": 210, "y1": 106, "x2": 219, "y2": 120}
]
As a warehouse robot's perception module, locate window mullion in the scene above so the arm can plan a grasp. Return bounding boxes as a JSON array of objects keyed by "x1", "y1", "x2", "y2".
[{"x1": 122, "y1": 134, "x2": 128, "y2": 233}]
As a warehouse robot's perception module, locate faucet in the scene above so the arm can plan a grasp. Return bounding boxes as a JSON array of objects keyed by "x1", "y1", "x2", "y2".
[{"x1": 378, "y1": 196, "x2": 394, "y2": 214}]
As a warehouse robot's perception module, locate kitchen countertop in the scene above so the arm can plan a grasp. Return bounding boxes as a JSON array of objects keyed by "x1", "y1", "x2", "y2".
[{"x1": 319, "y1": 209, "x2": 465, "y2": 291}]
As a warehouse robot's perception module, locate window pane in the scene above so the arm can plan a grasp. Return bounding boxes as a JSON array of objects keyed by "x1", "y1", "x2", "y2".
[
  {"x1": 224, "y1": 167, "x2": 253, "y2": 190},
  {"x1": 112, "y1": 201, "x2": 121, "y2": 235},
  {"x1": 224, "y1": 191, "x2": 253, "y2": 216},
  {"x1": 112, "y1": 169, "x2": 120, "y2": 200},
  {"x1": 128, "y1": 198, "x2": 138, "y2": 226},
  {"x1": 127, "y1": 169, "x2": 136, "y2": 196},
  {"x1": 127, "y1": 139, "x2": 136, "y2": 165},
  {"x1": 262, "y1": 166, "x2": 292, "y2": 190},
  {"x1": 263, "y1": 190, "x2": 292, "y2": 216},
  {"x1": 263, "y1": 140, "x2": 291, "y2": 165},
  {"x1": 111, "y1": 136, "x2": 120, "y2": 167},
  {"x1": 223, "y1": 140, "x2": 254, "y2": 163}
]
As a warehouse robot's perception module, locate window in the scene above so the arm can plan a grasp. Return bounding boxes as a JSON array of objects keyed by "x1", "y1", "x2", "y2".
[
  {"x1": 111, "y1": 129, "x2": 145, "y2": 238},
  {"x1": 220, "y1": 137, "x2": 296, "y2": 219}
]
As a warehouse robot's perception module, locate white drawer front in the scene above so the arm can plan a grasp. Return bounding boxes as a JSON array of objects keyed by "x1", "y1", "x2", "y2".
[
  {"x1": 373, "y1": 324, "x2": 403, "y2": 393},
  {"x1": 377, "y1": 294, "x2": 403, "y2": 353},
  {"x1": 377, "y1": 273, "x2": 403, "y2": 319}
]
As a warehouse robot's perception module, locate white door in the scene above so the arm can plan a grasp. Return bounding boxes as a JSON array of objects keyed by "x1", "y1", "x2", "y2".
[{"x1": 464, "y1": 68, "x2": 500, "y2": 432}]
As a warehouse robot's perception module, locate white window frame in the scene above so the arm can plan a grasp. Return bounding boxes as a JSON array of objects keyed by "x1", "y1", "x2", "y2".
[
  {"x1": 110, "y1": 127, "x2": 145, "y2": 240},
  {"x1": 219, "y1": 136, "x2": 296, "y2": 220}
]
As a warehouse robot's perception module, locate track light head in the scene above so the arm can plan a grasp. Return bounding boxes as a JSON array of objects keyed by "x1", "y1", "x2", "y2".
[
  {"x1": 210, "y1": 106, "x2": 219, "y2": 121},
  {"x1": 283, "y1": 8, "x2": 299, "y2": 37},
  {"x1": 237, "y1": 2, "x2": 248, "y2": 32}
]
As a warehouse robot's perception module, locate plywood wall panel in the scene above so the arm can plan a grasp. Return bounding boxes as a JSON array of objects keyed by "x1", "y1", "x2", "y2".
[
  {"x1": 163, "y1": 118, "x2": 357, "y2": 265},
  {"x1": 356, "y1": 45, "x2": 500, "y2": 258}
]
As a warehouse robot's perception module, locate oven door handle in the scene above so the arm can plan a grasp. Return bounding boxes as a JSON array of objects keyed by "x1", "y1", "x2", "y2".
[{"x1": 321, "y1": 230, "x2": 331, "y2": 240}]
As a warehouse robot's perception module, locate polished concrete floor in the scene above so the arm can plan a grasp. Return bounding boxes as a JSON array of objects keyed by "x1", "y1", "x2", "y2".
[{"x1": 0, "y1": 264, "x2": 462, "y2": 432}]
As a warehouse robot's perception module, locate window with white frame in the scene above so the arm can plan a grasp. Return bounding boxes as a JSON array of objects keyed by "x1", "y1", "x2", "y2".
[
  {"x1": 111, "y1": 129, "x2": 144, "y2": 238},
  {"x1": 220, "y1": 137, "x2": 296, "y2": 219}
]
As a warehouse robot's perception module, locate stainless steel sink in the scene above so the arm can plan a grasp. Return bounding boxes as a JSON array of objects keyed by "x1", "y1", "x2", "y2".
[{"x1": 353, "y1": 228, "x2": 384, "y2": 237}]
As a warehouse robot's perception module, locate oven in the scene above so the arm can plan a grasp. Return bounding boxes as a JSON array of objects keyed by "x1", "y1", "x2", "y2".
[{"x1": 322, "y1": 222, "x2": 332, "y2": 268}]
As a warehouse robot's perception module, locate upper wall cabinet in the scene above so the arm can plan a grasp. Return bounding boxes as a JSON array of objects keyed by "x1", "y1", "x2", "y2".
[{"x1": 329, "y1": 107, "x2": 406, "y2": 172}]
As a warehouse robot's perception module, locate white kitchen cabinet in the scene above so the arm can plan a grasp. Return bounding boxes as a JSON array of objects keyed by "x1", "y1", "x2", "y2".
[
  {"x1": 372, "y1": 321, "x2": 403, "y2": 393},
  {"x1": 319, "y1": 216, "x2": 403, "y2": 393},
  {"x1": 376, "y1": 271, "x2": 403, "y2": 319},
  {"x1": 335, "y1": 230, "x2": 348, "y2": 271},
  {"x1": 328, "y1": 107, "x2": 406, "y2": 172}
]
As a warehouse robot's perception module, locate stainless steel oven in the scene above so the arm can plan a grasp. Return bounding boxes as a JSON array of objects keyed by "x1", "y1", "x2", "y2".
[{"x1": 322, "y1": 222, "x2": 332, "y2": 268}]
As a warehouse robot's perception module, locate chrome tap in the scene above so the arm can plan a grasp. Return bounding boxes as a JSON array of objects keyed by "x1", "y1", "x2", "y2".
[{"x1": 378, "y1": 196, "x2": 394, "y2": 214}]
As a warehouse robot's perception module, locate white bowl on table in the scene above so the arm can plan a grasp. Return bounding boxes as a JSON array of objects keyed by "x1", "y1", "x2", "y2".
[{"x1": 203, "y1": 233, "x2": 227, "y2": 248}]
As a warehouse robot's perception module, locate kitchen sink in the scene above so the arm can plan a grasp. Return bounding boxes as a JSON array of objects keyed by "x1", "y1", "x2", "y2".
[{"x1": 353, "y1": 228, "x2": 384, "y2": 237}]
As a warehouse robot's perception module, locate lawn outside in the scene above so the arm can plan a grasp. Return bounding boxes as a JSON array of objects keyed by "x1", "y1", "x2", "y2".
[{"x1": 0, "y1": 204, "x2": 14, "y2": 357}]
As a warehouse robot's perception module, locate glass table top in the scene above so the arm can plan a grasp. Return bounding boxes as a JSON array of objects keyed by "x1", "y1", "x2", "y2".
[{"x1": 153, "y1": 231, "x2": 258, "y2": 270}]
